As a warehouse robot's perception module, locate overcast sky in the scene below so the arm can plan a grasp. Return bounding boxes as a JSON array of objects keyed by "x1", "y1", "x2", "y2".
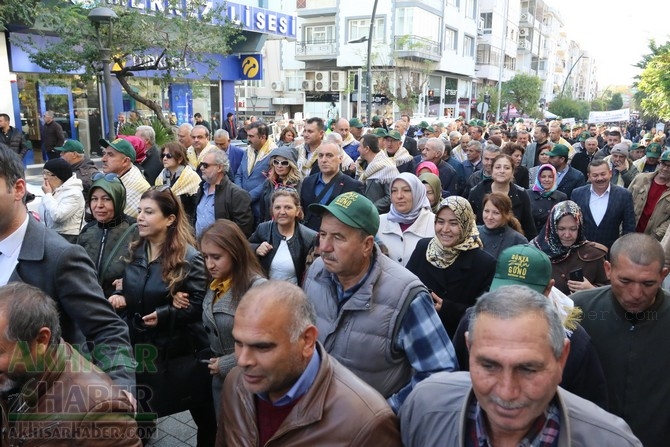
[{"x1": 551, "y1": 0, "x2": 670, "y2": 88}]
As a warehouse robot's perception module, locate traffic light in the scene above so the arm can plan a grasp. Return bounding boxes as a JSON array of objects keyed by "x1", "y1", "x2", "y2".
[{"x1": 484, "y1": 94, "x2": 491, "y2": 104}]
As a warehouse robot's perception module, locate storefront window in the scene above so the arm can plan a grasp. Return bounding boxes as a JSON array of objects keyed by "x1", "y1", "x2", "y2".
[{"x1": 16, "y1": 73, "x2": 101, "y2": 160}]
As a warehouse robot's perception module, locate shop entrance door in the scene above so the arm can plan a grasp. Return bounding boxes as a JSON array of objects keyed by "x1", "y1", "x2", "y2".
[{"x1": 38, "y1": 85, "x2": 77, "y2": 140}]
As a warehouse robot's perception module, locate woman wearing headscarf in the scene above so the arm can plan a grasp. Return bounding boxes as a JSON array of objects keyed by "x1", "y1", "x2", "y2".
[
  {"x1": 531, "y1": 200, "x2": 609, "y2": 295},
  {"x1": 419, "y1": 173, "x2": 442, "y2": 213},
  {"x1": 78, "y1": 173, "x2": 138, "y2": 299},
  {"x1": 527, "y1": 164, "x2": 568, "y2": 233},
  {"x1": 377, "y1": 173, "x2": 435, "y2": 266},
  {"x1": 406, "y1": 196, "x2": 496, "y2": 338}
]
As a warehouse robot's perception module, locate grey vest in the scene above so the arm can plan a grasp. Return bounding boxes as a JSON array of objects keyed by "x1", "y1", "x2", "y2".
[{"x1": 303, "y1": 247, "x2": 425, "y2": 398}]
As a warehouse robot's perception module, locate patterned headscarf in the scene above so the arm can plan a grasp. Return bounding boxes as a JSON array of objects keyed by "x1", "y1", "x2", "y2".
[
  {"x1": 426, "y1": 196, "x2": 482, "y2": 269},
  {"x1": 532, "y1": 164, "x2": 558, "y2": 198},
  {"x1": 532, "y1": 200, "x2": 587, "y2": 263},
  {"x1": 387, "y1": 173, "x2": 432, "y2": 225}
]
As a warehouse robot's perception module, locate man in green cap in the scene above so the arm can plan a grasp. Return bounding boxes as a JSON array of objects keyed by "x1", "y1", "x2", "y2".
[
  {"x1": 349, "y1": 117, "x2": 364, "y2": 140},
  {"x1": 629, "y1": 142, "x2": 645, "y2": 161},
  {"x1": 633, "y1": 142, "x2": 662, "y2": 173},
  {"x1": 100, "y1": 137, "x2": 150, "y2": 218},
  {"x1": 546, "y1": 143, "x2": 585, "y2": 197},
  {"x1": 303, "y1": 192, "x2": 458, "y2": 413},
  {"x1": 629, "y1": 149, "x2": 670, "y2": 239},
  {"x1": 56, "y1": 139, "x2": 98, "y2": 198},
  {"x1": 383, "y1": 130, "x2": 414, "y2": 173}
]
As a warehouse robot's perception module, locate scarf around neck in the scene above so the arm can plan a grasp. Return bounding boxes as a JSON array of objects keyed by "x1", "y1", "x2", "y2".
[
  {"x1": 426, "y1": 196, "x2": 482, "y2": 269},
  {"x1": 356, "y1": 151, "x2": 399, "y2": 184}
]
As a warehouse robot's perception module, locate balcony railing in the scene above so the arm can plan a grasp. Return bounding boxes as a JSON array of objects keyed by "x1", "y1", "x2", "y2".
[
  {"x1": 393, "y1": 35, "x2": 441, "y2": 62},
  {"x1": 296, "y1": 0, "x2": 337, "y2": 8},
  {"x1": 295, "y1": 40, "x2": 337, "y2": 59}
]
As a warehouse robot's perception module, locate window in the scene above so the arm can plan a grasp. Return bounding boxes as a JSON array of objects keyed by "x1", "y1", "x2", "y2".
[
  {"x1": 444, "y1": 27, "x2": 457, "y2": 51},
  {"x1": 464, "y1": 0, "x2": 476, "y2": 19},
  {"x1": 304, "y1": 24, "x2": 335, "y2": 43},
  {"x1": 481, "y1": 12, "x2": 492, "y2": 34},
  {"x1": 463, "y1": 35, "x2": 474, "y2": 57},
  {"x1": 476, "y1": 44, "x2": 501, "y2": 66},
  {"x1": 348, "y1": 17, "x2": 385, "y2": 42},
  {"x1": 396, "y1": 7, "x2": 441, "y2": 40}
]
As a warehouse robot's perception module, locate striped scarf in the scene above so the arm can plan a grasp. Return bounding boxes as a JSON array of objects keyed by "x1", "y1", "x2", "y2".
[{"x1": 356, "y1": 151, "x2": 399, "y2": 184}]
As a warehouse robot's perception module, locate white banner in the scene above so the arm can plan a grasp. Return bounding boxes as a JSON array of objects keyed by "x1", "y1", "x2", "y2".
[
  {"x1": 588, "y1": 108, "x2": 630, "y2": 124},
  {"x1": 562, "y1": 118, "x2": 576, "y2": 127}
]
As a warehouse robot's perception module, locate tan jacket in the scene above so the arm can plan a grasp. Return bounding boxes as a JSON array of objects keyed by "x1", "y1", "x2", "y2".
[
  {"x1": 629, "y1": 171, "x2": 670, "y2": 240},
  {"x1": 218, "y1": 343, "x2": 401, "y2": 447},
  {"x1": 1, "y1": 341, "x2": 141, "y2": 447}
]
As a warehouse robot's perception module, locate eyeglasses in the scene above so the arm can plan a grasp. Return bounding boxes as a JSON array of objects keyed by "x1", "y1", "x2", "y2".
[
  {"x1": 198, "y1": 162, "x2": 211, "y2": 170},
  {"x1": 161, "y1": 153, "x2": 173, "y2": 159},
  {"x1": 273, "y1": 159, "x2": 290, "y2": 167},
  {"x1": 92, "y1": 172, "x2": 122, "y2": 183}
]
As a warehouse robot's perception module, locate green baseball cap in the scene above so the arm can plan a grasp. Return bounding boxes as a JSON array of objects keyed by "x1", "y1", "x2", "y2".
[
  {"x1": 490, "y1": 245, "x2": 551, "y2": 294},
  {"x1": 424, "y1": 126, "x2": 435, "y2": 133},
  {"x1": 309, "y1": 192, "x2": 380, "y2": 236},
  {"x1": 418, "y1": 121, "x2": 430, "y2": 129},
  {"x1": 660, "y1": 150, "x2": 670, "y2": 162},
  {"x1": 646, "y1": 142, "x2": 663, "y2": 159},
  {"x1": 630, "y1": 143, "x2": 643, "y2": 151},
  {"x1": 372, "y1": 128, "x2": 388, "y2": 137},
  {"x1": 578, "y1": 131, "x2": 590, "y2": 142},
  {"x1": 99, "y1": 138, "x2": 136, "y2": 162},
  {"x1": 56, "y1": 139, "x2": 85, "y2": 154},
  {"x1": 386, "y1": 130, "x2": 401, "y2": 140},
  {"x1": 546, "y1": 144, "x2": 569, "y2": 158},
  {"x1": 349, "y1": 118, "x2": 364, "y2": 128},
  {"x1": 515, "y1": 118, "x2": 524, "y2": 123}
]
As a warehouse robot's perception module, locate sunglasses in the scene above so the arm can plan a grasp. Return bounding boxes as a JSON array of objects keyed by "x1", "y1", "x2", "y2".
[
  {"x1": 198, "y1": 162, "x2": 211, "y2": 170},
  {"x1": 161, "y1": 152, "x2": 174, "y2": 159},
  {"x1": 92, "y1": 172, "x2": 122, "y2": 183},
  {"x1": 273, "y1": 159, "x2": 290, "y2": 167}
]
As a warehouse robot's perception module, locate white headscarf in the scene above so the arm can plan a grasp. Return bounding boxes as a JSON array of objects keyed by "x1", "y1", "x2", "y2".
[{"x1": 387, "y1": 172, "x2": 431, "y2": 224}]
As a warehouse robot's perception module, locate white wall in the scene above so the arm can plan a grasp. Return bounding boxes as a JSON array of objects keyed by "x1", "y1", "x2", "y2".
[{"x1": 0, "y1": 34, "x2": 16, "y2": 118}]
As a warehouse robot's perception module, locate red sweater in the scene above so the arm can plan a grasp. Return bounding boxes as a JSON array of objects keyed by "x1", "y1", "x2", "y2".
[{"x1": 255, "y1": 395, "x2": 302, "y2": 445}]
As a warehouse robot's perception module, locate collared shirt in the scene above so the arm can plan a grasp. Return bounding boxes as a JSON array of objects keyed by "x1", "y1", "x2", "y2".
[
  {"x1": 257, "y1": 349, "x2": 321, "y2": 406},
  {"x1": 195, "y1": 182, "x2": 216, "y2": 237},
  {"x1": 555, "y1": 165, "x2": 569, "y2": 185},
  {"x1": 327, "y1": 252, "x2": 458, "y2": 412},
  {"x1": 466, "y1": 397, "x2": 561, "y2": 447},
  {"x1": 589, "y1": 185, "x2": 610, "y2": 226},
  {"x1": 0, "y1": 215, "x2": 29, "y2": 286}
]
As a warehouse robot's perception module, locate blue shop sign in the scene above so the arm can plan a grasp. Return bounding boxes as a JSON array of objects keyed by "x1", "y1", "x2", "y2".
[{"x1": 97, "y1": 0, "x2": 296, "y2": 39}]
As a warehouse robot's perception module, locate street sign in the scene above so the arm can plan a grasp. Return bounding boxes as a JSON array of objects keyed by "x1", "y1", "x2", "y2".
[{"x1": 477, "y1": 102, "x2": 489, "y2": 115}]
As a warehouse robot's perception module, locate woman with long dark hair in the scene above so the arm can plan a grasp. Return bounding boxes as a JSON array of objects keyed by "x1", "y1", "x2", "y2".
[
  {"x1": 249, "y1": 189, "x2": 316, "y2": 285},
  {"x1": 200, "y1": 219, "x2": 266, "y2": 417},
  {"x1": 477, "y1": 192, "x2": 527, "y2": 259},
  {"x1": 108, "y1": 187, "x2": 216, "y2": 446}
]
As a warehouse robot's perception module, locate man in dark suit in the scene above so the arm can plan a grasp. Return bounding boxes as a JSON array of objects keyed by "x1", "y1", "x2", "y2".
[
  {"x1": 301, "y1": 142, "x2": 363, "y2": 231},
  {"x1": 221, "y1": 112, "x2": 237, "y2": 140},
  {"x1": 0, "y1": 149, "x2": 135, "y2": 393},
  {"x1": 214, "y1": 128, "x2": 244, "y2": 177},
  {"x1": 547, "y1": 144, "x2": 585, "y2": 197},
  {"x1": 571, "y1": 160, "x2": 636, "y2": 250},
  {"x1": 396, "y1": 119, "x2": 418, "y2": 157}
]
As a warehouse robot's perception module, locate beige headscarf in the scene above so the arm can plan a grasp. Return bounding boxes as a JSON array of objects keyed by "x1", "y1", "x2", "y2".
[{"x1": 426, "y1": 196, "x2": 482, "y2": 269}]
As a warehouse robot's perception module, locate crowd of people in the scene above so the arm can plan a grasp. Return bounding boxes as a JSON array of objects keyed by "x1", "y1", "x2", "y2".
[{"x1": 0, "y1": 109, "x2": 669, "y2": 446}]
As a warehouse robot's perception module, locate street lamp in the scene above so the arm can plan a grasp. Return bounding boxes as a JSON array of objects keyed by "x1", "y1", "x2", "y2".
[
  {"x1": 88, "y1": 6, "x2": 118, "y2": 141},
  {"x1": 560, "y1": 53, "x2": 585, "y2": 98},
  {"x1": 250, "y1": 94, "x2": 258, "y2": 116},
  {"x1": 348, "y1": 1, "x2": 378, "y2": 123}
]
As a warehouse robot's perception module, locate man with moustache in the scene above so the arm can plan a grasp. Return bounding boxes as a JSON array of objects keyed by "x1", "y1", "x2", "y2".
[
  {"x1": 400, "y1": 286, "x2": 642, "y2": 447},
  {"x1": 571, "y1": 159, "x2": 635, "y2": 250}
]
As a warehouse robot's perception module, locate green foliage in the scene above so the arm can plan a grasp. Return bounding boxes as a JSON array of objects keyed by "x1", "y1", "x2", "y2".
[
  {"x1": 637, "y1": 50, "x2": 670, "y2": 120},
  {"x1": 7, "y1": 0, "x2": 242, "y2": 126},
  {"x1": 547, "y1": 97, "x2": 590, "y2": 120},
  {"x1": 608, "y1": 93, "x2": 623, "y2": 110},
  {"x1": 118, "y1": 117, "x2": 175, "y2": 147},
  {"x1": 502, "y1": 74, "x2": 542, "y2": 117}
]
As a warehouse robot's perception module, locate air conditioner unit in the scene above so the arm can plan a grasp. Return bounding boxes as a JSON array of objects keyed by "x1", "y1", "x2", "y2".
[
  {"x1": 520, "y1": 12, "x2": 528, "y2": 22},
  {"x1": 271, "y1": 81, "x2": 284, "y2": 92},
  {"x1": 314, "y1": 71, "x2": 330, "y2": 84},
  {"x1": 302, "y1": 80, "x2": 315, "y2": 90},
  {"x1": 315, "y1": 80, "x2": 328, "y2": 92},
  {"x1": 331, "y1": 81, "x2": 345, "y2": 91},
  {"x1": 519, "y1": 28, "x2": 529, "y2": 37},
  {"x1": 330, "y1": 71, "x2": 346, "y2": 82},
  {"x1": 478, "y1": 18, "x2": 485, "y2": 31},
  {"x1": 304, "y1": 71, "x2": 316, "y2": 81}
]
